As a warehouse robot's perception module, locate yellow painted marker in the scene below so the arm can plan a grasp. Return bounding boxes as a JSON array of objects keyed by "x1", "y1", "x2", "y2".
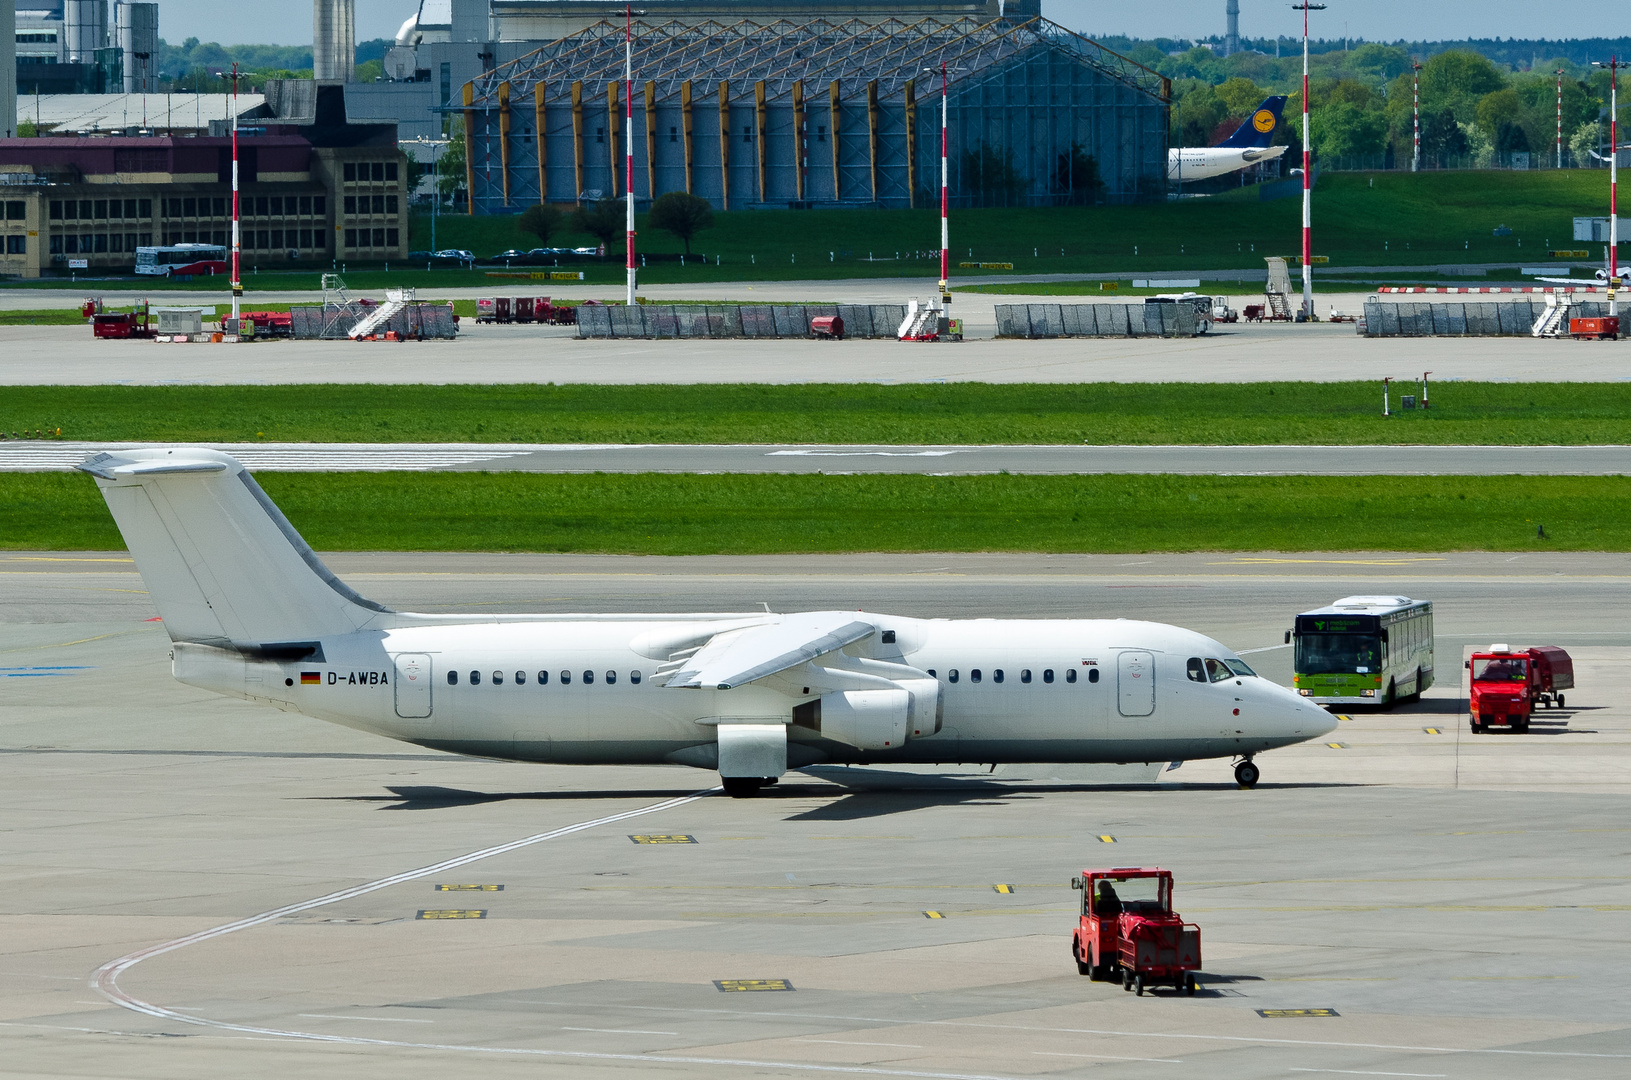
[
  {"x1": 993, "y1": 884, "x2": 1015, "y2": 894},
  {"x1": 1098, "y1": 835, "x2": 1116, "y2": 843},
  {"x1": 923, "y1": 910, "x2": 945, "y2": 919}
]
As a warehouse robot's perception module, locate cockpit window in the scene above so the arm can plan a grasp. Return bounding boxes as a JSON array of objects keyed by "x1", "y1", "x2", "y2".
[
  {"x1": 1186, "y1": 658, "x2": 1206, "y2": 682},
  {"x1": 1224, "y1": 658, "x2": 1256, "y2": 678},
  {"x1": 1204, "y1": 658, "x2": 1234, "y2": 683}
]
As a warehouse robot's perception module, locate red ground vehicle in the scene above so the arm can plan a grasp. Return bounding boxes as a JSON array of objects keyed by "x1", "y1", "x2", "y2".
[
  {"x1": 1467, "y1": 645, "x2": 1574, "y2": 733},
  {"x1": 90, "y1": 300, "x2": 154, "y2": 339},
  {"x1": 1070, "y1": 867, "x2": 1201, "y2": 996}
]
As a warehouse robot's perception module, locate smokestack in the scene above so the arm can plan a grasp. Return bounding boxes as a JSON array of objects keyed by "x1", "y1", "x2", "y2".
[
  {"x1": 1225, "y1": 0, "x2": 1240, "y2": 57},
  {"x1": 116, "y1": 2, "x2": 159, "y2": 94},
  {"x1": 314, "y1": 0, "x2": 356, "y2": 83},
  {"x1": 1, "y1": 0, "x2": 15, "y2": 138}
]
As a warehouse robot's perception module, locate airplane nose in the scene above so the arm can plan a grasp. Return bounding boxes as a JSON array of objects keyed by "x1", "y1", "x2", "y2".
[{"x1": 1265, "y1": 681, "x2": 1338, "y2": 737}]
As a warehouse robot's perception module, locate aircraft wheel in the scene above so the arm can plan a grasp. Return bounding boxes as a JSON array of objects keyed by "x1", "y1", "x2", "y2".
[
  {"x1": 1234, "y1": 759, "x2": 1260, "y2": 789},
  {"x1": 721, "y1": 776, "x2": 764, "y2": 798}
]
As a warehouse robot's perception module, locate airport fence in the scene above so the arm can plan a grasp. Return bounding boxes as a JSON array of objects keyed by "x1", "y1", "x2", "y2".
[
  {"x1": 994, "y1": 303, "x2": 1200, "y2": 338},
  {"x1": 1361, "y1": 300, "x2": 1615, "y2": 337},
  {"x1": 574, "y1": 304, "x2": 908, "y2": 339},
  {"x1": 289, "y1": 303, "x2": 460, "y2": 340}
]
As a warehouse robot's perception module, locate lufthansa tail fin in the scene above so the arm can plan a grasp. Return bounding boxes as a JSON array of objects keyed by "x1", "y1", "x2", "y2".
[
  {"x1": 79, "y1": 449, "x2": 390, "y2": 648},
  {"x1": 1216, "y1": 96, "x2": 1288, "y2": 149}
]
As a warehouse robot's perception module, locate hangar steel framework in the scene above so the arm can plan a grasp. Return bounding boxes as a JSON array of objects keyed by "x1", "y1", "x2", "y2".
[{"x1": 459, "y1": 16, "x2": 1171, "y2": 213}]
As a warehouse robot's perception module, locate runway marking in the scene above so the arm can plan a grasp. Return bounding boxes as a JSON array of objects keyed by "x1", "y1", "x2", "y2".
[
  {"x1": 767, "y1": 450, "x2": 965, "y2": 458},
  {"x1": 435, "y1": 884, "x2": 503, "y2": 891},
  {"x1": 298, "y1": 1014, "x2": 434, "y2": 1024},
  {"x1": 1258, "y1": 1009, "x2": 1340, "y2": 1018},
  {"x1": 1098, "y1": 835, "x2": 1116, "y2": 843},
  {"x1": 716, "y1": 980, "x2": 794, "y2": 992},
  {"x1": 1289, "y1": 1071, "x2": 1445, "y2": 1078},
  {"x1": 923, "y1": 911, "x2": 945, "y2": 919},
  {"x1": 417, "y1": 909, "x2": 486, "y2": 919},
  {"x1": 993, "y1": 884, "x2": 1015, "y2": 894},
  {"x1": 1214, "y1": 558, "x2": 1447, "y2": 566},
  {"x1": 631, "y1": 833, "x2": 697, "y2": 844},
  {"x1": 1238, "y1": 644, "x2": 1291, "y2": 655},
  {"x1": 563, "y1": 1027, "x2": 680, "y2": 1035},
  {"x1": 1423, "y1": 727, "x2": 1443, "y2": 735},
  {"x1": 1032, "y1": 1052, "x2": 1182, "y2": 1064}
]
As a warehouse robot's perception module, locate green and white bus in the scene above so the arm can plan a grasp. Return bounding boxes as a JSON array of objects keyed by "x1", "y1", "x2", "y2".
[{"x1": 1288, "y1": 595, "x2": 1434, "y2": 708}]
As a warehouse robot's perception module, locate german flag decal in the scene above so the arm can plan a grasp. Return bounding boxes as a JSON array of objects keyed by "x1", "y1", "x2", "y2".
[{"x1": 300, "y1": 672, "x2": 321, "y2": 685}]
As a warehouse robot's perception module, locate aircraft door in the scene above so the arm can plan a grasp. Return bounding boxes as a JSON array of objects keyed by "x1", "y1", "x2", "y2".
[
  {"x1": 393, "y1": 653, "x2": 433, "y2": 718},
  {"x1": 1117, "y1": 651, "x2": 1155, "y2": 717}
]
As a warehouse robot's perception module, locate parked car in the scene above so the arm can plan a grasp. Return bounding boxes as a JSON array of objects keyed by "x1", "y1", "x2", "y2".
[
  {"x1": 430, "y1": 249, "x2": 475, "y2": 269},
  {"x1": 407, "y1": 250, "x2": 432, "y2": 264},
  {"x1": 494, "y1": 249, "x2": 529, "y2": 264}
]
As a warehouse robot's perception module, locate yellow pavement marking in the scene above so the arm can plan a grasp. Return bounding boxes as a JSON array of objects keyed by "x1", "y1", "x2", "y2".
[
  {"x1": 1256, "y1": 1008, "x2": 1339, "y2": 1018},
  {"x1": 923, "y1": 910, "x2": 945, "y2": 919},
  {"x1": 1098, "y1": 835, "x2": 1116, "y2": 843},
  {"x1": 435, "y1": 884, "x2": 503, "y2": 892},
  {"x1": 714, "y1": 979, "x2": 792, "y2": 992},
  {"x1": 629, "y1": 834, "x2": 696, "y2": 844},
  {"x1": 1423, "y1": 727, "x2": 1443, "y2": 734},
  {"x1": 993, "y1": 884, "x2": 1015, "y2": 894},
  {"x1": 1326, "y1": 742, "x2": 1348, "y2": 749},
  {"x1": 416, "y1": 909, "x2": 487, "y2": 919}
]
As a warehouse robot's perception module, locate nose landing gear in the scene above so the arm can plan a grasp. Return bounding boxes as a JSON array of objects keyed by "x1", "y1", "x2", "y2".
[{"x1": 1234, "y1": 757, "x2": 1260, "y2": 789}]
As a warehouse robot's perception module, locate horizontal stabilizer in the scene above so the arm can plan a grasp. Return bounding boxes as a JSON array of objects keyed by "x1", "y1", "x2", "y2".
[{"x1": 665, "y1": 612, "x2": 876, "y2": 689}]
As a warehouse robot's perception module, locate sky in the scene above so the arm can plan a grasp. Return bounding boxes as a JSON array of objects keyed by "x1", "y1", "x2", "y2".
[{"x1": 153, "y1": 0, "x2": 1578, "y2": 48}]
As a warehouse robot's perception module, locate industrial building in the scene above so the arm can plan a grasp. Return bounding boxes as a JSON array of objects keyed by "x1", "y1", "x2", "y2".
[
  {"x1": 10, "y1": 1, "x2": 157, "y2": 95},
  {"x1": 0, "y1": 84, "x2": 409, "y2": 278},
  {"x1": 459, "y1": 15, "x2": 1170, "y2": 213}
]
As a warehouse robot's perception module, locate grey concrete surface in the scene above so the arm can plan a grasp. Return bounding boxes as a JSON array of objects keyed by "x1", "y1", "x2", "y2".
[
  {"x1": 4, "y1": 441, "x2": 1629, "y2": 475},
  {"x1": 2, "y1": 551, "x2": 1629, "y2": 1079},
  {"x1": 3, "y1": 317, "x2": 1629, "y2": 385}
]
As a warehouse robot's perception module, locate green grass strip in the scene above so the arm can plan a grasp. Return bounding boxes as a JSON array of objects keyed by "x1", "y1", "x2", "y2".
[
  {"x1": 4, "y1": 472, "x2": 1615, "y2": 554},
  {"x1": 7, "y1": 382, "x2": 1631, "y2": 446}
]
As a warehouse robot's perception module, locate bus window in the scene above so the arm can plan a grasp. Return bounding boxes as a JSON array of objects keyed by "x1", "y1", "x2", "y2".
[{"x1": 1296, "y1": 633, "x2": 1382, "y2": 674}]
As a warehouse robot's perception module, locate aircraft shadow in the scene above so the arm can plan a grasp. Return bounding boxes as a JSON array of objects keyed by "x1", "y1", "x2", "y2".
[{"x1": 320, "y1": 785, "x2": 717, "y2": 810}]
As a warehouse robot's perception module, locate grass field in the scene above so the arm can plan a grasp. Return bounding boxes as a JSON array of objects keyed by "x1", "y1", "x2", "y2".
[
  {"x1": 3, "y1": 472, "x2": 1613, "y2": 554},
  {"x1": 4, "y1": 172, "x2": 1616, "y2": 291},
  {"x1": 5, "y1": 382, "x2": 1630, "y2": 446}
]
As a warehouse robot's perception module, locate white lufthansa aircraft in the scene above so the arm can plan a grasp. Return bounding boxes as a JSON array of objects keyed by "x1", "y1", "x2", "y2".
[
  {"x1": 1168, "y1": 96, "x2": 1290, "y2": 184},
  {"x1": 80, "y1": 449, "x2": 1336, "y2": 794}
]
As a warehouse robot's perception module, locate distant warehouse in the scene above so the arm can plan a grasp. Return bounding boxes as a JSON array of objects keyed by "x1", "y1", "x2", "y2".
[{"x1": 459, "y1": 16, "x2": 1171, "y2": 213}]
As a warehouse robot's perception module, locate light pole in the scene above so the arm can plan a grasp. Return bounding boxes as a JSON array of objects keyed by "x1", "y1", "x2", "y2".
[
  {"x1": 1411, "y1": 60, "x2": 1421, "y2": 172},
  {"x1": 1594, "y1": 58, "x2": 1619, "y2": 316},
  {"x1": 1557, "y1": 69, "x2": 1566, "y2": 169},
  {"x1": 230, "y1": 63, "x2": 241, "y2": 327},
  {"x1": 1294, "y1": 3, "x2": 1326, "y2": 321},
  {"x1": 406, "y1": 135, "x2": 450, "y2": 257},
  {"x1": 924, "y1": 62, "x2": 958, "y2": 308}
]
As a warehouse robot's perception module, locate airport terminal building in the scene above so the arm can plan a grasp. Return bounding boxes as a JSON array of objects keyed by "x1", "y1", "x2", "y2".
[{"x1": 459, "y1": 15, "x2": 1171, "y2": 212}]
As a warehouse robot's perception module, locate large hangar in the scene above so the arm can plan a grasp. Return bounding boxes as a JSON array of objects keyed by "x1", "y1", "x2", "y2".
[{"x1": 460, "y1": 15, "x2": 1171, "y2": 212}]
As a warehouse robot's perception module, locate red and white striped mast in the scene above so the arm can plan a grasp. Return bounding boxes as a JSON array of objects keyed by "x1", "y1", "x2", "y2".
[
  {"x1": 1595, "y1": 57, "x2": 1620, "y2": 316},
  {"x1": 1556, "y1": 68, "x2": 1565, "y2": 169},
  {"x1": 230, "y1": 62, "x2": 241, "y2": 327},
  {"x1": 939, "y1": 60, "x2": 950, "y2": 308},
  {"x1": 1294, "y1": 3, "x2": 1325, "y2": 321},
  {"x1": 624, "y1": 5, "x2": 637, "y2": 307},
  {"x1": 1411, "y1": 60, "x2": 1421, "y2": 172}
]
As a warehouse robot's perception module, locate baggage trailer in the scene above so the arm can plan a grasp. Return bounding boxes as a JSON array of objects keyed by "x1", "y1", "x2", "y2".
[
  {"x1": 1467, "y1": 644, "x2": 1574, "y2": 733},
  {"x1": 1569, "y1": 316, "x2": 1620, "y2": 340},
  {"x1": 1070, "y1": 867, "x2": 1201, "y2": 996}
]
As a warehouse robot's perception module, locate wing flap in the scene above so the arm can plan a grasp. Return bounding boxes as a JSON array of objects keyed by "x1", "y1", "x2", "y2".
[{"x1": 665, "y1": 613, "x2": 877, "y2": 689}]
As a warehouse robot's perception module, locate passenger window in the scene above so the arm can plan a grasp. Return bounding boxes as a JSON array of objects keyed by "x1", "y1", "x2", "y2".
[
  {"x1": 1020, "y1": 669, "x2": 1032, "y2": 683},
  {"x1": 971, "y1": 669, "x2": 982, "y2": 683},
  {"x1": 993, "y1": 669, "x2": 1004, "y2": 684},
  {"x1": 948, "y1": 669, "x2": 960, "y2": 683},
  {"x1": 515, "y1": 670, "x2": 525, "y2": 686},
  {"x1": 537, "y1": 670, "x2": 548, "y2": 685},
  {"x1": 583, "y1": 670, "x2": 595, "y2": 685},
  {"x1": 1187, "y1": 657, "x2": 1206, "y2": 682},
  {"x1": 560, "y1": 670, "x2": 571, "y2": 685},
  {"x1": 1066, "y1": 669, "x2": 1078, "y2": 683},
  {"x1": 1205, "y1": 659, "x2": 1232, "y2": 683},
  {"x1": 1043, "y1": 669, "x2": 1054, "y2": 683},
  {"x1": 630, "y1": 670, "x2": 642, "y2": 684},
  {"x1": 493, "y1": 670, "x2": 504, "y2": 685},
  {"x1": 926, "y1": 669, "x2": 936, "y2": 677},
  {"x1": 1088, "y1": 668, "x2": 1100, "y2": 683},
  {"x1": 447, "y1": 670, "x2": 458, "y2": 685},
  {"x1": 606, "y1": 670, "x2": 617, "y2": 684},
  {"x1": 470, "y1": 670, "x2": 481, "y2": 685}
]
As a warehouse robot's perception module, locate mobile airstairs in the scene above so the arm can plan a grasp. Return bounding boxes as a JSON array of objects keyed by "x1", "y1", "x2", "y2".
[
  {"x1": 348, "y1": 288, "x2": 416, "y2": 339},
  {"x1": 1531, "y1": 294, "x2": 1572, "y2": 338}
]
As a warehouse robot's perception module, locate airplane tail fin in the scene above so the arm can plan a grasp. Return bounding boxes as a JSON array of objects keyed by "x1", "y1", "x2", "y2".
[
  {"x1": 1216, "y1": 96, "x2": 1288, "y2": 149},
  {"x1": 79, "y1": 449, "x2": 390, "y2": 648}
]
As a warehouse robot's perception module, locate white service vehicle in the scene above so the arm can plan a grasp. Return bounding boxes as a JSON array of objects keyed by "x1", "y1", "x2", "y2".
[
  {"x1": 79, "y1": 450, "x2": 1336, "y2": 794},
  {"x1": 1146, "y1": 293, "x2": 1215, "y2": 334}
]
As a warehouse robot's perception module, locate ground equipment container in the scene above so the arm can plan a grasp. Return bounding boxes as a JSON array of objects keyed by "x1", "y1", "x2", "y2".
[
  {"x1": 1468, "y1": 644, "x2": 1574, "y2": 732},
  {"x1": 810, "y1": 315, "x2": 845, "y2": 339},
  {"x1": 1070, "y1": 867, "x2": 1201, "y2": 996},
  {"x1": 1569, "y1": 316, "x2": 1620, "y2": 340}
]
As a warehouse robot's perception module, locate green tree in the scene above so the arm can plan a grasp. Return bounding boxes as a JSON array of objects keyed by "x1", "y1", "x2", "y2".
[
  {"x1": 1419, "y1": 50, "x2": 1507, "y2": 122},
  {"x1": 1052, "y1": 144, "x2": 1105, "y2": 206},
  {"x1": 571, "y1": 198, "x2": 625, "y2": 252},
  {"x1": 1421, "y1": 109, "x2": 1470, "y2": 160},
  {"x1": 437, "y1": 117, "x2": 466, "y2": 201},
  {"x1": 959, "y1": 144, "x2": 1026, "y2": 206},
  {"x1": 1216, "y1": 77, "x2": 1269, "y2": 117},
  {"x1": 1171, "y1": 81, "x2": 1227, "y2": 146},
  {"x1": 517, "y1": 203, "x2": 564, "y2": 246},
  {"x1": 647, "y1": 191, "x2": 714, "y2": 254},
  {"x1": 1311, "y1": 102, "x2": 1389, "y2": 160}
]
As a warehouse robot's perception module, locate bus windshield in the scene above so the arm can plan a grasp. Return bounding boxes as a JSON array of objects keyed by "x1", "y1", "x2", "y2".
[{"x1": 1296, "y1": 633, "x2": 1383, "y2": 674}]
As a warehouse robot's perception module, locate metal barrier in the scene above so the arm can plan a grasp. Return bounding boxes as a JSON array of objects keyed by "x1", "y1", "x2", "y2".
[
  {"x1": 994, "y1": 303, "x2": 1198, "y2": 338},
  {"x1": 289, "y1": 303, "x2": 459, "y2": 340},
  {"x1": 575, "y1": 304, "x2": 907, "y2": 339},
  {"x1": 1361, "y1": 300, "x2": 1613, "y2": 337}
]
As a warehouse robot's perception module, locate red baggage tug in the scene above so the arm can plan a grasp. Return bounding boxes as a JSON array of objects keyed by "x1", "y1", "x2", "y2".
[
  {"x1": 1070, "y1": 868, "x2": 1202, "y2": 996},
  {"x1": 1467, "y1": 645, "x2": 1574, "y2": 733}
]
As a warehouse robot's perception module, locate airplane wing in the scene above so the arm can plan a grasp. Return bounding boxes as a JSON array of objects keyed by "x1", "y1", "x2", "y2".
[{"x1": 663, "y1": 612, "x2": 876, "y2": 689}]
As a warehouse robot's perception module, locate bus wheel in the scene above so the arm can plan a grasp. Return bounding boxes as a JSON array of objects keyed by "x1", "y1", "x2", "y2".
[
  {"x1": 1408, "y1": 668, "x2": 1424, "y2": 703},
  {"x1": 1383, "y1": 679, "x2": 1397, "y2": 709}
]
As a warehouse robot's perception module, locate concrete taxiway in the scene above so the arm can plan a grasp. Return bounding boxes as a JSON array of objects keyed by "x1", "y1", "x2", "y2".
[
  {"x1": 2, "y1": 550, "x2": 1629, "y2": 1080},
  {"x1": 2, "y1": 441, "x2": 1627, "y2": 475}
]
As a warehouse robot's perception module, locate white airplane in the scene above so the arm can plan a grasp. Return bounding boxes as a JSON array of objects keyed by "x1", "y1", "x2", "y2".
[
  {"x1": 79, "y1": 449, "x2": 1336, "y2": 794},
  {"x1": 1169, "y1": 96, "x2": 1290, "y2": 184}
]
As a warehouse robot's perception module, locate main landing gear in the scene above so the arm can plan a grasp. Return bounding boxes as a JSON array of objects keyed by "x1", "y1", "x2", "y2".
[{"x1": 1234, "y1": 757, "x2": 1260, "y2": 789}]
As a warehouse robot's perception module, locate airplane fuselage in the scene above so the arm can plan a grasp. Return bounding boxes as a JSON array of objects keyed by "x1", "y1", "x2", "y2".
[
  {"x1": 1168, "y1": 145, "x2": 1288, "y2": 184},
  {"x1": 176, "y1": 615, "x2": 1334, "y2": 769}
]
